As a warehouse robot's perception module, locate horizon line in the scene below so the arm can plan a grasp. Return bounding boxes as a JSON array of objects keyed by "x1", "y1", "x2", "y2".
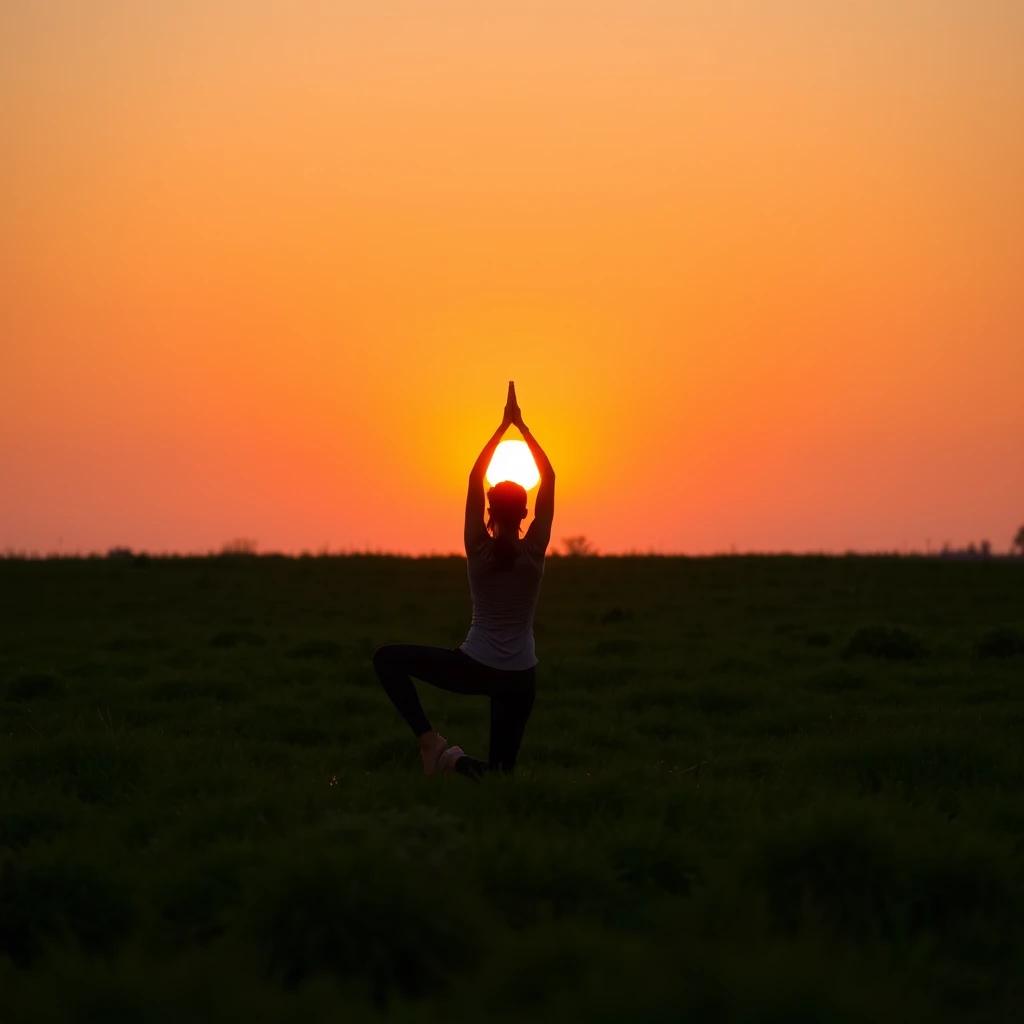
[{"x1": 2, "y1": 547, "x2": 1021, "y2": 562}]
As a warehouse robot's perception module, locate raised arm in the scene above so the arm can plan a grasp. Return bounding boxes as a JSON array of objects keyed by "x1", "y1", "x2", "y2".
[
  {"x1": 516, "y1": 409, "x2": 555, "y2": 554},
  {"x1": 465, "y1": 383, "x2": 517, "y2": 553}
]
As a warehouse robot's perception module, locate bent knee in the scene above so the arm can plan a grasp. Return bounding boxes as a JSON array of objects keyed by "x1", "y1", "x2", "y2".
[{"x1": 372, "y1": 644, "x2": 397, "y2": 674}]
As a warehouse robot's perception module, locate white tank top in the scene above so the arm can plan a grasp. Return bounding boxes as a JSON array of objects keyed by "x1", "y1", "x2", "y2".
[{"x1": 459, "y1": 533, "x2": 546, "y2": 670}]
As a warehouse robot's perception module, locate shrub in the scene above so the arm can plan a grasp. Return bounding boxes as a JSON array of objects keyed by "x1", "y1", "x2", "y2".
[
  {"x1": 5, "y1": 672, "x2": 65, "y2": 700},
  {"x1": 220, "y1": 538, "x2": 258, "y2": 556},
  {"x1": 975, "y1": 627, "x2": 1024, "y2": 659},
  {"x1": 561, "y1": 536, "x2": 597, "y2": 556},
  {"x1": 844, "y1": 625, "x2": 926, "y2": 661}
]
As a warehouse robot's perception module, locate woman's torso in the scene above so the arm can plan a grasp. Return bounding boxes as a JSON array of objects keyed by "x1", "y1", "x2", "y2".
[{"x1": 460, "y1": 535, "x2": 545, "y2": 670}]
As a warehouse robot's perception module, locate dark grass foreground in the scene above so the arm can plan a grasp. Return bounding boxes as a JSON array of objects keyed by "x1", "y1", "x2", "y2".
[{"x1": 1, "y1": 555, "x2": 1023, "y2": 1021}]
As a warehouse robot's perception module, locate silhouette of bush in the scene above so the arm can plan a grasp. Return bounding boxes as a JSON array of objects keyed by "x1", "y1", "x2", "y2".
[
  {"x1": 5, "y1": 672, "x2": 65, "y2": 701},
  {"x1": 975, "y1": 627, "x2": 1024, "y2": 659},
  {"x1": 220, "y1": 538, "x2": 258, "y2": 556},
  {"x1": 561, "y1": 535, "x2": 597, "y2": 556},
  {"x1": 844, "y1": 625, "x2": 926, "y2": 661},
  {"x1": 1007, "y1": 524, "x2": 1024, "y2": 557}
]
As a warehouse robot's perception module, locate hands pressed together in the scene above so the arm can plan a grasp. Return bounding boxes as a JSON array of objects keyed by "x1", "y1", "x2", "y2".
[{"x1": 501, "y1": 381, "x2": 528, "y2": 433}]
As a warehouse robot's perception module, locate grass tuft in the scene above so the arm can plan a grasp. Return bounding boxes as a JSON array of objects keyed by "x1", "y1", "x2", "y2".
[
  {"x1": 5, "y1": 672, "x2": 65, "y2": 700},
  {"x1": 974, "y1": 626, "x2": 1024, "y2": 659},
  {"x1": 844, "y1": 625, "x2": 927, "y2": 660}
]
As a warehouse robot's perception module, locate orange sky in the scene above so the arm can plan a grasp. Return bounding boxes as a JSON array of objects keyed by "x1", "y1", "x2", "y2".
[{"x1": 2, "y1": 2, "x2": 1022, "y2": 555}]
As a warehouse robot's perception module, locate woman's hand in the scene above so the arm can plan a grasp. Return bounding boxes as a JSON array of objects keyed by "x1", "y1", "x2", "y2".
[{"x1": 503, "y1": 380, "x2": 522, "y2": 429}]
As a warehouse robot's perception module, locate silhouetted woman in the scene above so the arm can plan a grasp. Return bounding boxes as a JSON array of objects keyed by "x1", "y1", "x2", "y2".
[{"x1": 373, "y1": 381, "x2": 555, "y2": 780}]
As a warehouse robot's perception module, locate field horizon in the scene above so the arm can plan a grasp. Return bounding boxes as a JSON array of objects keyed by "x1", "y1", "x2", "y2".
[{"x1": 5, "y1": 547, "x2": 1023, "y2": 561}]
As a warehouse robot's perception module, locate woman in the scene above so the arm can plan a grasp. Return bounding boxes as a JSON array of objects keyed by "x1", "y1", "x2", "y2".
[{"x1": 373, "y1": 381, "x2": 555, "y2": 780}]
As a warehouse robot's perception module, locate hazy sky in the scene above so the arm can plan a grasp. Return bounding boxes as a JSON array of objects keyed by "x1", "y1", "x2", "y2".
[{"x1": 3, "y1": 1, "x2": 1022, "y2": 554}]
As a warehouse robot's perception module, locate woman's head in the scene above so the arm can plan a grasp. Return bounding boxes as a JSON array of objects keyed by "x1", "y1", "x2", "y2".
[{"x1": 486, "y1": 480, "x2": 528, "y2": 538}]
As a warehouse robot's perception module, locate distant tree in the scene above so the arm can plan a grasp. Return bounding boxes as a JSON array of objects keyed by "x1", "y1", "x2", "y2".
[
  {"x1": 561, "y1": 535, "x2": 597, "y2": 556},
  {"x1": 221, "y1": 538, "x2": 258, "y2": 556},
  {"x1": 1013, "y1": 525, "x2": 1024, "y2": 557},
  {"x1": 980, "y1": 540, "x2": 991, "y2": 558}
]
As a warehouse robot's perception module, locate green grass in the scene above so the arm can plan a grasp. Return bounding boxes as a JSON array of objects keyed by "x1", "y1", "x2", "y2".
[{"x1": 1, "y1": 554, "x2": 1022, "y2": 1021}]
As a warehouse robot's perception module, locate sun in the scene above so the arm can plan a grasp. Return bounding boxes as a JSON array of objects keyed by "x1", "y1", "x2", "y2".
[{"x1": 486, "y1": 440, "x2": 540, "y2": 490}]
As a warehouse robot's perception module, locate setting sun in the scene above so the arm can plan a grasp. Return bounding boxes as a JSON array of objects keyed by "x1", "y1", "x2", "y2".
[{"x1": 486, "y1": 440, "x2": 540, "y2": 491}]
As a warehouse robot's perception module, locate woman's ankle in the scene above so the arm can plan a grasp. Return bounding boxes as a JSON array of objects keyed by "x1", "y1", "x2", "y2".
[{"x1": 417, "y1": 730, "x2": 443, "y2": 750}]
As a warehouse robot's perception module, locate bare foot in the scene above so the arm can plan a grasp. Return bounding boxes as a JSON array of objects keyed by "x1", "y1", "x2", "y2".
[{"x1": 418, "y1": 732, "x2": 448, "y2": 778}]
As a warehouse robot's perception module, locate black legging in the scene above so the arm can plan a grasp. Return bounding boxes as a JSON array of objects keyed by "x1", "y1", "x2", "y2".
[{"x1": 372, "y1": 644, "x2": 536, "y2": 779}]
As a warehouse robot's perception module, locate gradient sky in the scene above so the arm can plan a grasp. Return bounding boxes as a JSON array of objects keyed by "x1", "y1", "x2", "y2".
[{"x1": 3, "y1": 1, "x2": 1022, "y2": 555}]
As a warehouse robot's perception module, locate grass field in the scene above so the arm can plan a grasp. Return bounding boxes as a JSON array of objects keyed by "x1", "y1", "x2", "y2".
[{"x1": 2, "y1": 554, "x2": 1023, "y2": 1021}]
